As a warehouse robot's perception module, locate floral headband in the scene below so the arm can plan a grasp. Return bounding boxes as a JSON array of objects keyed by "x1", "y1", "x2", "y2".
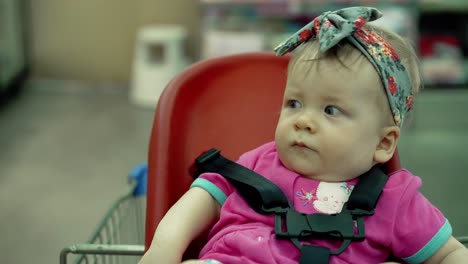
[{"x1": 274, "y1": 6, "x2": 413, "y2": 127}]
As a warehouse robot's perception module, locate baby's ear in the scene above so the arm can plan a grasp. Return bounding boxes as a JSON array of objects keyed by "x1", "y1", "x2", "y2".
[{"x1": 374, "y1": 126, "x2": 400, "y2": 164}]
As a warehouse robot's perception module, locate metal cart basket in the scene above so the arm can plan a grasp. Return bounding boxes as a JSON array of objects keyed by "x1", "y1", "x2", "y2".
[{"x1": 60, "y1": 165, "x2": 148, "y2": 264}]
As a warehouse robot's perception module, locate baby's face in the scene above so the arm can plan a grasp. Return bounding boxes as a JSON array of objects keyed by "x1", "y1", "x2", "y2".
[{"x1": 275, "y1": 56, "x2": 387, "y2": 182}]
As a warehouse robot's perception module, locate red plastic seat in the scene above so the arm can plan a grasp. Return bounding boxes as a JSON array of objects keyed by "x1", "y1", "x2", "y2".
[{"x1": 144, "y1": 52, "x2": 401, "y2": 257}]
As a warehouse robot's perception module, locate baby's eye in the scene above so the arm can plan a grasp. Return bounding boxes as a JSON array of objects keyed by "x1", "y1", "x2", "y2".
[
  {"x1": 287, "y1": 100, "x2": 302, "y2": 109},
  {"x1": 324, "y1": 105, "x2": 342, "y2": 115}
]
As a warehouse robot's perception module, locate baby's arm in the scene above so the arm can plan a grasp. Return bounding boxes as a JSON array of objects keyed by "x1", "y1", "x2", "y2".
[
  {"x1": 422, "y1": 236, "x2": 468, "y2": 264},
  {"x1": 138, "y1": 187, "x2": 220, "y2": 264}
]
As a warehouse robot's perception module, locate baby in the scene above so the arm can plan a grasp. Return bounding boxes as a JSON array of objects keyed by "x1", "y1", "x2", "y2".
[{"x1": 139, "y1": 6, "x2": 468, "y2": 264}]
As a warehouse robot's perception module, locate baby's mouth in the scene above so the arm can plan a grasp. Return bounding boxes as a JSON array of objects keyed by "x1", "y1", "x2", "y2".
[
  {"x1": 293, "y1": 141, "x2": 315, "y2": 151},
  {"x1": 294, "y1": 142, "x2": 307, "y2": 147}
]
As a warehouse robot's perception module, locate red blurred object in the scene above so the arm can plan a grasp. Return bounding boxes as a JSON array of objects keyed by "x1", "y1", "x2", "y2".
[
  {"x1": 419, "y1": 34, "x2": 461, "y2": 57},
  {"x1": 144, "y1": 52, "x2": 401, "y2": 258}
]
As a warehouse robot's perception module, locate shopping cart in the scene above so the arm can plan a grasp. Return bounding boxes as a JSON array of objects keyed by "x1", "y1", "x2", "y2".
[
  {"x1": 61, "y1": 52, "x2": 468, "y2": 264},
  {"x1": 60, "y1": 164, "x2": 148, "y2": 264}
]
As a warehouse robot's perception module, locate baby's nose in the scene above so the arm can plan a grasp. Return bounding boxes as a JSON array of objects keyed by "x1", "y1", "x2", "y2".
[{"x1": 295, "y1": 113, "x2": 317, "y2": 133}]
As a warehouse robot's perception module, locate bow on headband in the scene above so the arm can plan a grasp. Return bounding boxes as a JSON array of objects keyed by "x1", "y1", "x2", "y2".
[{"x1": 275, "y1": 6, "x2": 413, "y2": 127}]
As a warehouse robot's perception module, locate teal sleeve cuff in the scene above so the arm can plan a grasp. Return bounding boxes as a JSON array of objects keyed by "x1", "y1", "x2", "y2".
[
  {"x1": 191, "y1": 178, "x2": 227, "y2": 205},
  {"x1": 403, "y1": 219, "x2": 452, "y2": 264}
]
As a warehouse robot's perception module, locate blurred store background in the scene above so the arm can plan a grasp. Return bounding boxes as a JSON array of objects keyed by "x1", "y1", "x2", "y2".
[{"x1": 0, "y1": 1, "x2": 467, "y2": 264}]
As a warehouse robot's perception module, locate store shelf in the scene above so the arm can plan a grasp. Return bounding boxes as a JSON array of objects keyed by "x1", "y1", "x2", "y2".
[
  {"x1": 420, "y1": 1, "x2": 468, "y2": 13},
  {"x1": 199, "y1": 0, "x2": 468, "y2": 87},
  {"x1": 200, "y1": 0, "x2": 416, "y2": 4},
  {"x1": 200, "y1": 0, "x2": 419, "y2": 17},
  {"x1": 201, "y1": 0, "x2": 468, "y2": 15}
]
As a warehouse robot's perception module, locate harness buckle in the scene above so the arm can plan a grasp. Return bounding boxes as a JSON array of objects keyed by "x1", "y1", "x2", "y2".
[
  {"x1": 344, "y1": 207, "x2": 375, "y2": 216},
  {"x1": 261, "y1": 205, "x2": 289, "y2": 214},
  {"x1": 273, "y1": 208, "x2": 368, "y2": 256},
  {"x1": 275, "y1": 209, "x2": 312, "y2": 239},
  {"x1": 274, "y1": 208, "x2": 367, "y2": 243}
]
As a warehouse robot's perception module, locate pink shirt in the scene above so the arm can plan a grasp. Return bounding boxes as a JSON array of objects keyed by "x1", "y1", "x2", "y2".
[{"x1": 191, "y1": 142, "x2": 451, "y2": 264}]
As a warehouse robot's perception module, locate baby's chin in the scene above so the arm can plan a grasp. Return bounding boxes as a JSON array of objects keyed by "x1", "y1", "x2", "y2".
[
  {"x1": 281, "y1": 161, "x2": 324, "y2": 181},
  {"x1": 301, "y1": 174, "x2": 352, "y2": 182},
  {"x1": 278, "y1": 151, "x2": 358, "y2": 181},
  {"x1": 284, "y1": 162, "x2": 358, "y2": 182}
]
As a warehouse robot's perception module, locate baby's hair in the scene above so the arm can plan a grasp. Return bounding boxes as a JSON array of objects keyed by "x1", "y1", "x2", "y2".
[{"x1": 287, "y1": 23, "x2": 422, "y2": 128}]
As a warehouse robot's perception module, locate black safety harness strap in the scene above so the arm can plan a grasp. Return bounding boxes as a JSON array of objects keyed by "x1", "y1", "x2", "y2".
[
  {"x1": 192, "y1": 148, "x2": 388, "y2": 264},
  {"x1": 193, "y1": 148, "x2": 291, "y2": 213},
  {"x1": 300, "y1": 245, "x2": 330, "y2": 264}
]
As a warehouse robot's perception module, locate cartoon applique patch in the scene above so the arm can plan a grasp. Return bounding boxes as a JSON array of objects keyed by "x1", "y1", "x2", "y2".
[{"x1": 313, "y1": 182, "x2": 355, "y2": 214}]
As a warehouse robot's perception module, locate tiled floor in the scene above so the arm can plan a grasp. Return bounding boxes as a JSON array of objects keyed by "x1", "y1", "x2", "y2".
[
  {"x1": 0, "y1": 80, "x2": 467, "y2": 264},
  {"x1": 0, "y1": 80, "x2": 155, "y2": 264}
]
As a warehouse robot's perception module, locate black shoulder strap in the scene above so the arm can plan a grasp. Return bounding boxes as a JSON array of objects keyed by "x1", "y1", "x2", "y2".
[
  {"x1": 192, "y1": 148, "x2": 290, "y2": 213},
  {"x1": 192, "y1": 148, "x2": 388, "y2": 214},
  {"x1": 346, "y1": 165, "x2": 387, "y2": 214}
]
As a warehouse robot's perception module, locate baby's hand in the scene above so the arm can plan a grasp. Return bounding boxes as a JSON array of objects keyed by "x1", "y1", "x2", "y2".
[{"x1": 182, "y1": 260, "x2": 223, "y2": 264}]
